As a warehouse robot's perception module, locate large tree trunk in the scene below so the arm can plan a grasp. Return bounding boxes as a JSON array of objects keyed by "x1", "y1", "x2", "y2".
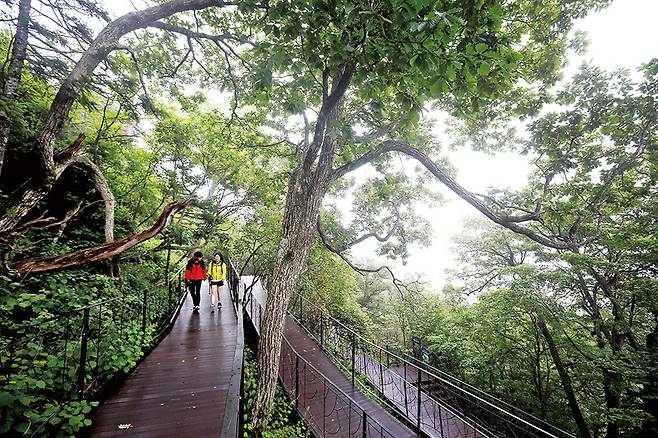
[
  {"x1": 250, "y1": 170, "x2": 328, "y2": 432},
  {"x1": 0, "y1": 0, "x2": 32, "y2": 176},
  {"x1": 537, "y1": 316, "x2": 592, "y2": 438},
  {"x1": 250, "y1": 62, "x2": 355, "y2": 432}
]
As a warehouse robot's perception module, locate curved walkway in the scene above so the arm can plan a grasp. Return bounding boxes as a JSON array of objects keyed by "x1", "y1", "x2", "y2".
[
  {"x1": 245, "y1": 277, "x2": 415, "y2": 438},
  {"x1": 86, "y1": 282, "x2": 239, "y2": 437}
]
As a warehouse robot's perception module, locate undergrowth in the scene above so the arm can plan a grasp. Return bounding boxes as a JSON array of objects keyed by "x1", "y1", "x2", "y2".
[{"x1": 242, "y1": 346, "x2": 308, "y2": 438}]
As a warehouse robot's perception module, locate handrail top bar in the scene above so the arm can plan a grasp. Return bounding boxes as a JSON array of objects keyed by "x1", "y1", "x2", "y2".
[
  {"x1": 296, "y1": 293, "x2": 574, "y2": 438},
  {"x1": 13, "y1": 296, "x2": 123, "y2": 330},
  {"x1": 401, "y1": 350, "x2": 568, "y2": 433},
  {"x1": 15, "y1": 264, "x2": 188, "y2": 331}
]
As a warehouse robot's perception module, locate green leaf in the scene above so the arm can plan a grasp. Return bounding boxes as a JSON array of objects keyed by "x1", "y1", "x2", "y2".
[
  {"x1": 446, "y1": 65, "x2": 457, "y2": 82},
  {"x1": 477, "y1": 62, "x2": 491, "y2": 77},
  {"x1": 429, "y1": 77, "x2": 444, "y2": 98},
  {"x1": 0, "y1": 392, "x2": 15, "y2": 407}
]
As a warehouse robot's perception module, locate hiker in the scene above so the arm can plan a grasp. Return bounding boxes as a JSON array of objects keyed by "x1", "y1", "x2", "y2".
[
  {"x1": 185, "y1": 251, "x2": 207, "y2": 312},
  {"x1": 207, "y1": 253, "x2": 227, "y2": 312}
]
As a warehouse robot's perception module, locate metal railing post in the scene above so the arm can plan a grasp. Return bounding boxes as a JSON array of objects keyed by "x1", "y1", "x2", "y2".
[
  {"x1": 323, "y1": 380, "x2": 327, "y2": 434},
  {"x1": 416, "y1": 367, "x2": 422, "y2": 433},
  {"x1": 62, "y1": 319, "x2": 70, "y2": 398},
  {"x1": 438, "y1": 396, "x2": 445, "y2": 438},
  {"x1": 351, "y1": 332, "x2": 356, "y2": 385},
  {"x1": 404, "y1": 362, "x2": 409, "y2": 418},
  {"x1": 320, "y1": 310, "x2": 324, "y2": 349},
  {"x1": 362, "y1": 411, "x2": 367, "y2": 438},
  {"x1": 168, "y1": 277, "x2": 172, "y2": 314},
  {"x1": 295, "y1": 355, "x2": 300, "y2": 407},
  {"x1": 177, "y1": 272, "x2": 181, "y2": 297},
  {"x1": 299, "y1": 295, "x2": 303, "y2": 325},
  {"x1": 142, "y1": 288, "x2": 147, "y2": 336},
  {"x1": 379, "y1": 348, "x2": 384, "y2": 395},
  {"x1": 77, "y1": 308, "x2": 90, "y2": 399}
]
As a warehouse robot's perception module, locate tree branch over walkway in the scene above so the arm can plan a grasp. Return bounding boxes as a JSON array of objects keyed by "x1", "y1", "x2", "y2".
[
  {"x1": 10, "y1": 199, "x2": 191, "y2": 277},
  {"x1": 0, "y1": 0, "x2": 247, "y2": 235}
]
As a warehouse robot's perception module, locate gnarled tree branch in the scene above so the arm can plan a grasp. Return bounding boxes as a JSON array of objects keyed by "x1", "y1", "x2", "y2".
[
  {"x1": 149, "y1": 20, "x2": 254, "y2": 46},
  {"x1": 1, "y1": 0, "x2": 241, "y2": 233},
  {"x1": 9, "y1": 199, "x2": 191, "y2": 277},
  {"x1": 59, "y1": 155, "x2": 116, "y2": 243},
  {"x1": 316, "y1": 217, "x2": 417, "y2": 298},
  {"x1": 331, "y1": 140, "x2": 574, "y2": 250}
]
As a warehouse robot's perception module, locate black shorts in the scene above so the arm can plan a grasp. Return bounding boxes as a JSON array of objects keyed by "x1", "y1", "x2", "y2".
[{"x1": 210, "y1": 280, "x2": 224, "y2": 286}]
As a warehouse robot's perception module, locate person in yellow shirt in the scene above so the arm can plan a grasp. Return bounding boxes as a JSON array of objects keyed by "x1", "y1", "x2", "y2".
[{"x1": 207, "y1": 253, "x2": 227, "y2": 312}]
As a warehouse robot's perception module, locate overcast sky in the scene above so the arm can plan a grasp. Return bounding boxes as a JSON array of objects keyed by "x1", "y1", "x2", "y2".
[
  {"x1": 339, "y1": 0, "x2": 656, "y2": 291},
  {"x1": 105, "y1": 0, "x2": 657, "y2": 290}
]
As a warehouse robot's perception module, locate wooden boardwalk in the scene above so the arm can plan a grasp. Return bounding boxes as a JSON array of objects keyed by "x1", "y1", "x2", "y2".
[
  {"x1": 86, "y1": 282, "x2": 239, "y2": 437},
  {"x1": 358, "y1": 358, "x2": 483, "y2": 438},
  {"x1": 246, "y1": 278, "x2": 415, "y2": 438}
]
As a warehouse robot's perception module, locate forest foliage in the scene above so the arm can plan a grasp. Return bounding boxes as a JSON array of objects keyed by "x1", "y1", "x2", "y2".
[{"x1": 0, "y1": 0, "x2": 656, "y2": 437}]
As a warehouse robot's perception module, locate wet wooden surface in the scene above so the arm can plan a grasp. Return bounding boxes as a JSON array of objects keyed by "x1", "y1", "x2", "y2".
[{"x1": 86, "y1": 283, "x2": 238, "y2": 437}]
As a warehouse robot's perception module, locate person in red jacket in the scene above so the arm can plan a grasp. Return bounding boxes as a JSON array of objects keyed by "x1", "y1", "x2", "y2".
[{"x1": 185, "y1": 251, "x2": 207, "y2": 312}]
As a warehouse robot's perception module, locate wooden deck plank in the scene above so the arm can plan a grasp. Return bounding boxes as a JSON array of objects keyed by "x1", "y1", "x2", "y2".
[{"x1": 85, "y1": 282, "x2": 238, "y2": 437}]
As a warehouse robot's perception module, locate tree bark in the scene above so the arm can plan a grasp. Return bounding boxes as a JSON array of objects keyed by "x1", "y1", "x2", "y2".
[
  {"x1": 250, "y1": 171, "x2": 328, "y2": 432},
  {"x1": 537, "y1": 315, "x2": 591, "y2": 438},
  {"x1": 250, "y1": 62, "x2": 355, "y2": 432},
  {"x1": 0, "y1": 134, "x2": 83, "y2": 237},
  {"x1": 0, "y1": 0, "x2": 32, "y2": 176},
  {"x1": 72, "y1": 155, "x2": 116, "y2": 243},
  {"x1": 9, "y1": 199, "x2": 190, "y2": 276}
]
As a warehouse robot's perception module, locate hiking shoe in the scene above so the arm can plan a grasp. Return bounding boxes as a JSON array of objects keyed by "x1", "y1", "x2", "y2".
[{"x1": 218, "y1": 302, "x2": 222, "y2": 308}]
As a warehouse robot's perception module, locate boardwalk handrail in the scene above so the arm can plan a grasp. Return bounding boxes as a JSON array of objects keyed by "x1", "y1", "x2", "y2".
[
  {"x1": 402, "y1": 351, "x2": 570, "y2": 437},
  {"x1": 293, "y1": 293, "x2": 576, "y2": 438},
  {"x1": 244, "y1": 284, "x2": 399, "y2": 438},
  {"x1": 220, "y1": 257, "x2": 245, "y2": 438},
  {"x1": 2, "y1": 265, "x2": 188, "y2": 437},
  {"x1": 11, "y1": 266, "x2": 188, "y2": 331}
]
